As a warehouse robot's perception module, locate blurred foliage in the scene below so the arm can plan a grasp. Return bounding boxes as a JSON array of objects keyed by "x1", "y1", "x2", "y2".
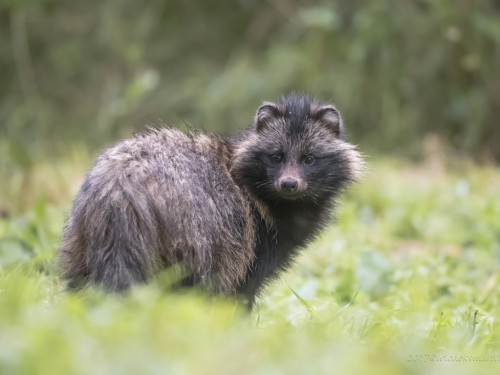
[
  {"x1": 0, "y1": 159, "x2": 499, "y2": 374},
  {"x1": 0, "y1": 0, "x2": 499, "y2": 173},
  {"x1": 1, "y1": 3, "x2": 499, "y2": 372}
]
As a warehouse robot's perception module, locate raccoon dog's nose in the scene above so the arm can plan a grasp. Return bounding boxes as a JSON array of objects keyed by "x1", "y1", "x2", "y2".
[{"x1": 281, "y1": 178, "x2": 299, "y2": 193}]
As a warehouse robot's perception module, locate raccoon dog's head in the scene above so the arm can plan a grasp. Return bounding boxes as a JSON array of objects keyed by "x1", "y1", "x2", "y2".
[{"x1": 232, "y1": 94, "x2": 362, "y2": 204}]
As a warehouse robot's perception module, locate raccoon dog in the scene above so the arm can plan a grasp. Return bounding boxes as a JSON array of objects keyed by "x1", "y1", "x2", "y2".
[{"x1": 59, "y1": 94, "x2": 362, "y2": 306}]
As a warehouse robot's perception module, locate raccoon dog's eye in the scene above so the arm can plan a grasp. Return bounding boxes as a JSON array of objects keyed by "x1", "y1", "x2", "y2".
[
  {"x1": 304, "y1": 155, "x2": 315, "y2": 165},
  {"x1": 270, "y1": 154, "x2": 283, "y2": 163}
]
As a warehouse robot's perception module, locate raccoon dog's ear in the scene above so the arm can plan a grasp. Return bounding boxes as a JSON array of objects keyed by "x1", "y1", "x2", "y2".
[
  {"x1": 312, "y1": 105, "x2": 342, "y2": 137},
  {"x1": 254, "y1": 102, "x2": 283, "y2": 132}
]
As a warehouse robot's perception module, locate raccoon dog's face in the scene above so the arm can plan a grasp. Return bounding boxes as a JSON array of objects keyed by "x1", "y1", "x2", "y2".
[{"x1": 232, "y1": 94, "x2": 361, "y2": 204}]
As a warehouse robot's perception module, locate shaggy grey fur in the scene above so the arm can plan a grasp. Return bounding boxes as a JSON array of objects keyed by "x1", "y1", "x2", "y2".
[{"x1": 59, "y1": 94, "x2": 362, "y2": 303}]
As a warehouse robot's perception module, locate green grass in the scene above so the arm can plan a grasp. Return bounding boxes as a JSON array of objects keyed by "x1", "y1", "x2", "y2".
[{"x1": 0, "y1": 157, "x2": 499, "y2": 375}]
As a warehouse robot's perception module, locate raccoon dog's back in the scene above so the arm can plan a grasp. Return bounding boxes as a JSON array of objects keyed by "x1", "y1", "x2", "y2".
[{"x1": 59, "y1": 128, "x2": 255, "y2": 294}]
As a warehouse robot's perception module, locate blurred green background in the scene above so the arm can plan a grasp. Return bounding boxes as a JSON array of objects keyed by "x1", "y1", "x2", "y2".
[
  {"x1": 1, "y1": 3, "x2": 500, "y2": 374},
  {"x1": 1, "y1": 0, "x2": 499, "y2": 169}
]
